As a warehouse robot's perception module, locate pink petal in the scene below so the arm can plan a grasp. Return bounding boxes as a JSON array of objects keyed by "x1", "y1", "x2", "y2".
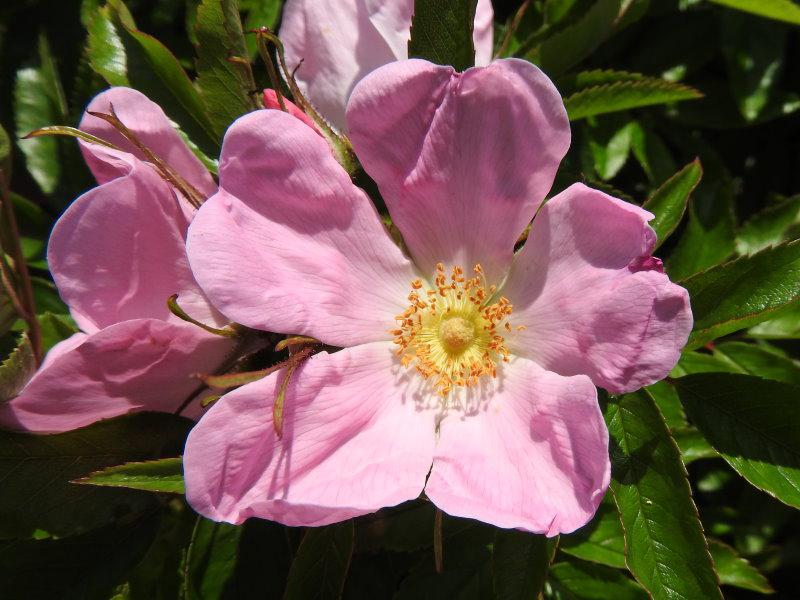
[
  {"x1": 0, "y1": 320, "x2": 234, "y2": 433},
  {"x1": 48, "y1": 154, "x2": 225, "y2": 332},
  {"x1": 425, "y1": 358, "x2": 609, "y2": 535},
  {"x1": 502, "y1": 184, "x2": 693, "y2": 393},
  {"x1": 80, "y1": 87, "x2": 216, "y2": 198},
  {"x1": 280, "y1": 0, "x2": 494, "y2": 131},
  {"x1": 183, "y1": 342, "x2": 435, "y2": 526},
  {"x1": 262, "y1": 90, "x2": 321, "y2": 134},
  {"x1": 347, "y1": 58, "x2": 570, "y2": 283},
  {"x1": 187, "y1": 110, "x2": 417, "y2": 346}
]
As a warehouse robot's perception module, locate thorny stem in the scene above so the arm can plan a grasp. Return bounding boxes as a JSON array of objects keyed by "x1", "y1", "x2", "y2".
[
  {"x1": 495, "y1": 0, "x2": 531, "y2": 59},
  {"x1": 0, "y1": 169, "x2": 42, "y2": 365},
  {"x1": 87, "y1": 106, "x2": 207, "y2": 209}
]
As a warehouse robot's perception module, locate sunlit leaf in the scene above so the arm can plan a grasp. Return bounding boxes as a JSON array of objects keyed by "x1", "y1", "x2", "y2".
[
  {"x1": 76, "y1": 457, "x2": 185, "y2": 494},
  {"x1": 643, "y1": 159, "x2": 702, "y2": 250},
  {"x1": 409, "y1": 0, "x2": 478, "y2": 71}
]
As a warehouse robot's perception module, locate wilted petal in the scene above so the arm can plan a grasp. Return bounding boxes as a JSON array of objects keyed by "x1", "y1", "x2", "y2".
[
  {"x1": 0, "y1": 320, "x2": 234, "y2": 433},
  {"x1": 347, "y1": 58, "x2": 570, "y2": 282},
  {"x1": 426, "y1": 358, "x2": 609, "y2": 535},
  {"x1": 80, "y1": 87, "x2": 216, "y2": 198},
  {"x1": 503, "y1": 184, "x2": 693, "y2": 393},
  {"x1": 187, "y1": 110, "x2": 417, "y2": 347},
  {"x1": 48, "y1": 155, "x2": 224, "y2": 332},
  {"x1": 184, "y1": 342, "x2": 435, "y2": 526}
]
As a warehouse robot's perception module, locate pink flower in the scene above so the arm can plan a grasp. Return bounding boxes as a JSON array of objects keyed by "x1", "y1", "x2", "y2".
[
  {"x1": 280, "y1": 0, "x2": 494, "y2": 132},
  {"x1": 0, "y1": 88, "x2": 235, "y2": 433},
  {"x1": 184, "y1": 58, "x2": 692, "y2": 534}
]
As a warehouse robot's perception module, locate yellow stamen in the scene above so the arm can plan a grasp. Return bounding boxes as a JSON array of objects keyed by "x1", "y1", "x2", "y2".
[{"x1": 391, "y1": 263, "x2": 514, "y2": 397}]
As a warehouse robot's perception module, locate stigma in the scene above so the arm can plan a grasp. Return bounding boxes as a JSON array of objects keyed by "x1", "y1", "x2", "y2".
[{"x1": 392, "y1": 263, "x2": 515, "y2": 397}]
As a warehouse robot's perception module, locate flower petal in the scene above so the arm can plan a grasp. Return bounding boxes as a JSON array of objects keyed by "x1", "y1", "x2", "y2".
[
  {"x1": 187, "y1": 110, "x2": 417, "y2": 346},
  {"x1": 48, "y1": 155, "x2": 224, "y2": 332},
  {"x1": 80, "y1": 87, "x2": 216, "y2": 197},
  {"x1": 281, "y1": 0, "x2": 494, "y2": 132},
  {"x1": 425, "y1": 358, "x2": 609, "y2": 535},
  {"x1": 347, "y1": 58, "x2": 570, "y2": 282},
  {"x1": 184, "y1": 342, "x2": 435, "y2": 526},
  {"x1": 0, "y1": 320, "x2": 234, "y2": 433},
  {"x1": 502, "y1": 184, "x2": 693, "y2": 393}
]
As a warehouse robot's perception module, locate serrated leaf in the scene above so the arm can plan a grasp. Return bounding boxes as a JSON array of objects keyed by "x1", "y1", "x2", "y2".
[
  {"x1": 643, "y1": 159, "x2": 702, "y2": 250},
  {"x1": 0, "y1": 412, "x2": 191, "y2": 538},
  {"x1": 603, "y1": 390, "x2": 722, "y2": 600},
  {"x1": 673, "y1": 427, "x2": 719, "y2": 464},
  {"x1": 242, "y1": 0, "x2": 282, "y2": 58},
  {"x1": 492, "y1": 530, "x2": 554, "y2": 599},
  {"x1": 184, "y1": 518, "x2": 242, "y2": 599},
  {"x1": 38, "y1": 311, "x2": 79, "y2": 353},
  {"x1": 707, "y1": 0, "x2": 800, "y2": 25},
  {"x1": 547, "y1": 559, "x2": 648, "y2": 600},
  {"x1": 528, "y1": 0, "x2": 632, "y2": 76},
  {"x1": 713, "y1": 341, "x2": 800, "y2": 384},
  {"x1": 284, "y1": 521, "x2": 354, "y2": 600},
  {"x1": 560, "y1": 496, "x2": 626, "y2": 569},
  {"x1": 194, "y1": 0, "x2": 256, "y2": 140},
  {"x1": 736, "y1": 195, "x2": 800, "y2": 255},
  {"x1": 14, "y1": 67, "x2": 60, "y2": 193},
  {"x1": 675, "y1": 373, "x2": 800, "y2": 509},
  {"x1": 0, "y1": 333, "x2": 36, "y2": 403},
  {"x1": 76, "y1": 456, "x2": 185, "y2": 493},
  {"x1": 408, "y1": 0, "x2": 478, "y2": 71},
  {"x1": 708, "y1": 539, "x2": 774, "y2": 594},
  {"x1": 681, "y1": 241, "x2": 800, "y2": 349},
  {"x1": 566, "y1": 79, "x2": 702, "y2": 121}
]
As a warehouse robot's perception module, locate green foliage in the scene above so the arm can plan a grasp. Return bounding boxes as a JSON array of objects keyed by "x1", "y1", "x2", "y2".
[
  {"x1": 547, "y1": 560, "x2": 648, "y2": 599},
  {"x1": 643, "y1": 159, "x2": 702, "y2": 250},
  {"x1": 559, "y1": 496, "x2": 626, "y2": 569},
  {"x1": 77, "y1": 457, "x2": 185, "y2": 494},
  {"x1": 675, "y1": 373, "x2": 800, "y2": 509},
  {"x1": 409, "y1": 0, "x2": 478, "y2": 71},
  {"x1": 0, "y1": 333, "x2": 36, "y2": 403},
  {"x1": 565, "y1": 77, "x2": 702, "y2": 121},
  {"x1": 708, "y1": 539, "x2": 775, "y2": 594},
  {"x1": 603, "y1": 390, "x2": 722, "y2": 599},
  {"x1": 284, "y1": 522, "x2": 354, "y2": 599},
  {"x1": 707, "y1": 0, "x2": 800, "y2": 25},
  {"x1": 681, "y1": 241, "x2": 800, "y2": 349},
  {"x1": 0, "y1": 413, "x2": 191, "y2": 538},
  {"x1": 492, "y1": 530, "x2": 554, "y2": 599}
]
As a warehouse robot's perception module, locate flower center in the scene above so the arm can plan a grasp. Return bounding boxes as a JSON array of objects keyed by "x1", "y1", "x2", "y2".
[{"x1": 392, "y1": 263, "x2": 518, "y2": 396}]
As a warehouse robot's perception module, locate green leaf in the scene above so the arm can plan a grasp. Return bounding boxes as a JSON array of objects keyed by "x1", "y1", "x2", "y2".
[
  {"x1": 643, "y1": 159, "x2": 702, "y2": 250},
  {"x1": 672, "y1": 350, "x2": 735, "y2": 376},
  {"x1": 195, "y1": 0, "x2": 256, "y2": 140},
  {"x1": 76, "y1": 456, "x2": 185, "y2": 494},
  {"x1": 184, "y1": 518, "x2": 242, "y2": 599},
  {"x1": 284, "y1": 521, "x2": 355, "y2": 600},
  {"x1": 674, "y1": 373, "x2": 800, "y2": 509},
  {"x1": 673, "y1": 427, "x2": 720, "y2": 464},
  {"x1": 0, "y1": 118, "x2": 12, "y2": 177},
  {"x1": 528, "y1": 0, "x2": 631, "y2": 76},
  {"x1": 38, "y1": 312, "x2": 79, "y2": 353},
  {"x1": 707, "y1": 0, "x2": 800, "y2": 26},
  {"x1": 584, "y1": 119, "x2": 637, "y2": 181},
  {"x1": 748, "y1": 302, "x2": 800, "y2": 339},
  {"x1": 87, "y1": 1, "x2": 220, "y2": 156},
  {"x1": 408, "y1": 0, "x2": 478, "y2": 71},
  {"x1": 0, "y1": 412, "x2": 191, "y2": 538},
  {"x1": 14, "y1": 67, "x2": 60, "y2": 193},
  {"x1": 566, "y1": 79, "x2": 702, "y2": 121},
  {"x1": 0, "y1": 511, "x2": 160, "y2": 600},
  {"x1": 603, "y1": 390, "x2": 722, "y2": 600},
  {"x1": 0, "y1": 333, "x2": 36, "y2": 403},
  {"x1": 560, "y1": 496, "x2": 626, "y2": 569},
  {"x1": 492, "y1": 530, "x2": 554, "y2": 599},
  {"x1": 713, "y1": 341, "x2": 800, "y2": 385},
  {"x1": 736, "y1": 195, "x2": 800, "y2": 255},
  {"x1": 708, "y1": 539, "x2": 774, "y2": 594},
  {"x1": 242, "y1": 0, "x2": 282, "y2": 57},
  {"x1": 646, "y1": 380, "x2": 686, "y2": 429},
  {"x1": 681, "y1": 241, "x2": 800, "y2": 349},
  {"x1": 547, "y1": 559, "x2": 648, "y2": 600}
]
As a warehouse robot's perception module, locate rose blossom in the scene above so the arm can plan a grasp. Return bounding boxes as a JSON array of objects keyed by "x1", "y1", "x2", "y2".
[
  {"x1": 0, "y1": 88, "x2": 234, "y2": 433},
  {"x1": 280, "y1": 0, "x2": 494, "y2": 132},
  {"x1": 182, "y1": 58, "x2": 692, "y2": 534}
]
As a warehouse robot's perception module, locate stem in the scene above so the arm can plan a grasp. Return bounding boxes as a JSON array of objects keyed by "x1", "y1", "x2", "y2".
[
  {"x1": 434, "y1": 508, "x2": 444, "y2": 573},
  {"x1": 495, "y1": 0, "x2": 531, "y2": 59},
  {"x1": 0, "y1": 170, "x2": 42, "y2": 365},
  {"x1": 255, "y1": 34, "x2": 286, "y2": 111}
]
